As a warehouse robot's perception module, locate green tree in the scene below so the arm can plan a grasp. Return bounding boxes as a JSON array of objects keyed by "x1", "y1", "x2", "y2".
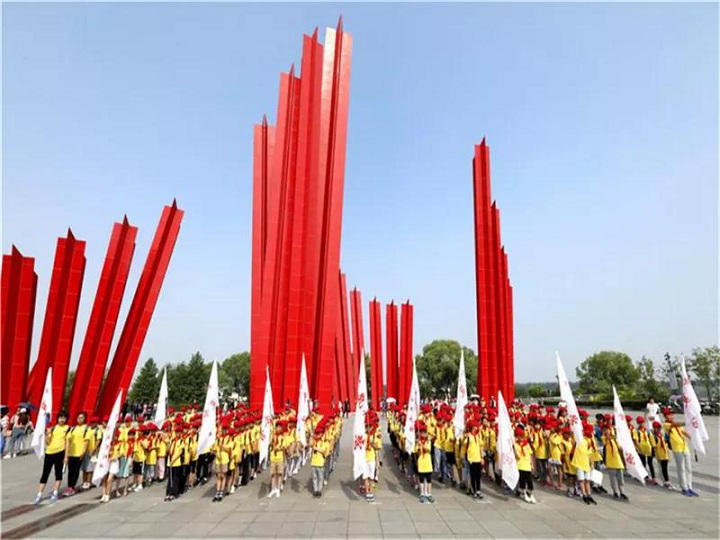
[
  {"x1": 167, "y1": 352, "x2": 209, "y2": 406},
  {"x1": 128, "y1": 358, "x2": 160, "y2": 404},
  {"x1": 636, "y1": 356, "x2": 668, "y2": 401},
  {"x1": 688, "y1": 346, "x2": 720, "y2": 399},
  {"x1": 527, "y1": 384, "x2": 547, "y2": 399},
  {"x1": 64, "y1": 370, "x2": 75, "y2": 407},
  {"x1": 576, "y1": 351, "x2": 640, "y2": 398},
  {"x1": 221, "y1": 352, "x2": 250, "y2": 397},
  {"x1": 416, "y1": 340, "x2": 477, "y2": 399}
]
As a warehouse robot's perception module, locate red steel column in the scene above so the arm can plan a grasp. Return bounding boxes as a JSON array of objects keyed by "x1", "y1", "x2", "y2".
[
  {"x1": 68, "y1": 218, "x2": 137, "y2": 417},
  {"x1": 495, "y1": 245, "x2": 508, "y2": 400},
  {"x1": 369, "y1": 298, "x2": 383, "y2": 409},
  {"x1": 472, "y1": 141, "x2": 492, "y2": 401},
  {"x1": 1, "y1": 247, "x2": 38, "y2": 409},
  {"x1": 507, "y1": 283, "x2": 515, "y2": 401},
  {"x1": 399, "y1": 301, "x2": 414, "y2": 405},
  {"x1": 27, "y1": 231, "x2": 86, "y2": 413},
  {"x1": 385, "y1": 301, "x2": 399, "y2": 401},
  {"x1": 312, "y1": 22, "x2": 352, "y2": 413},
  {"x1": 250, "y1": 117, "x2": 276, "y2": 411},
  {"x1": 339, "y1": 273, "x2": 354, "y2": 404},
  {"x1": 96, "y1": 202, "x2": 183, "y2": 416},
  {"x1": 488, "y1": 204, "x2": 501, "y2": 398},
  {"x1": 349, "y1": 287, "x2": 364, "y2": 381}
]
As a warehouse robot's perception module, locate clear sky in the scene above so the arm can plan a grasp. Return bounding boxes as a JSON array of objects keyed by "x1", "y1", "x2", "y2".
[{"x1": 3, "y1": 3, "x2": 718, "y2": 383}]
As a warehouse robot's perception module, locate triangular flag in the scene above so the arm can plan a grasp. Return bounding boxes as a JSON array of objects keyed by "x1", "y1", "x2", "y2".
[
  {"x1": 352, "y1": 350, "x2": 369, "y2": 480},
  {"x1": 556, "y1": 351, "x2": 583, "y2": 444},
  {"x1": 197, "y1": 360, "x2": 219, "y2": 455},
  {"x1": 496, "y1": 390, "x2": 519, "y2": 490},
  {"x1": 31, "y1": 367, "x2": 53, "y2": 459},
  {"x1": 154, "y1": 367, "x2": 168, "y2": 426},
  {"x1": 680, "y1": 356, "x2": 709, "y2": 454},
  {"x1": 259, "y1": 366, "x2": 274, "y2": 465},
  {"x1": 453, "y1": 350, "x2": 468, "y2": 439},
  {"x1": 613, "y1": 386, "x2": 648, "y2": 483},
  {"x1": 92, "y1": 390, "x2": 124, "y2": 486},
  {"x1": 296, "y1": 354, "x2": 311, "y2": 448}
]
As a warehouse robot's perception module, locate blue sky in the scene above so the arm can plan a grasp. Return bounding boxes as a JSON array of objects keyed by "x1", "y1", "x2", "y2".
[{"x1": 3, "y1": 3, "x2": 718, "y2": 383}]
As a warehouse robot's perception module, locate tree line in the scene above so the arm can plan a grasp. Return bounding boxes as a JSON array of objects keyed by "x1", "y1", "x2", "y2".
[{"x1": 120, "y1": 342, "x2": 718, "y2": 408}]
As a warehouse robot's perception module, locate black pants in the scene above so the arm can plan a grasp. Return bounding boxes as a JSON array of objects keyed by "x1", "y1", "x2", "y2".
[
  {"x1": 67, "y1": 456, "x2": 83, "y2": 489},
  {"x1": 197, "y1": 454, "x2": 211, "y2": 480},
  {"x1": 518, "y1": 470, "x2": 534, "y2": 491},
  {"x1": 469, "y1": 462, "x2": 482, "y2": 494},
  {"x1": 639, "y1": 454, "x2": 656, "y2": 479},
  {"x1": 166, "y1": 466, "x2": 182, "y2": 497},
  {"x1": 40, "y1": 451, "x2": 65, "y2": 484},
  {"x1": 660, "y1": 459, "x2": 669, "y2": 482}
]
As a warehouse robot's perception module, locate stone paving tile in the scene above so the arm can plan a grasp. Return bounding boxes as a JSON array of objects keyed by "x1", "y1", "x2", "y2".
[
  {"x1": 277, "y1": 521, "x2": 315, "y2": 537},
  {"x1": 243, "y1": 521, "x2": 283, "y2": 537},
  {"x1": 348, "y1": 520, "x2": 383, "y2": 535},
  {"x1": 208, "y1": 521, "x2": 249, "y2": 537},
  {"x1": 412, "y1": 520, "x2": 453, "y2": 535},
  {"x1": 173, "y1": 521, "x2": 222, "y2": 537},
  {"x1": 381, "y1": 519, "x2": 417, "y2": 535},
  {"x1": 312, "y1": 521, "x2": 348, "y2": 537}
]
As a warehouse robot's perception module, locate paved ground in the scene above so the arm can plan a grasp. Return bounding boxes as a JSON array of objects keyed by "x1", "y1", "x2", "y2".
[{"x1": 1, "y1": 413, "x2": 718, "y2": 539}]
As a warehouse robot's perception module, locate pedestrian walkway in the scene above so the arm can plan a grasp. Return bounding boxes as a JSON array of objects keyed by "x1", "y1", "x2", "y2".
[{"x1": 1, "y1": 415, "x2": 718, "y2": 539}]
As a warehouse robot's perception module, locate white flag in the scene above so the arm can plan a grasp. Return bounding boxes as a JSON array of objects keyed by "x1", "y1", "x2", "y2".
[
  {"x1": 296, "y1": 354, "x2": 311, "y2": 448},
  {"x1": 353, "y1": 350, "x2": 369, "y2": 480},
  {"x1": 92, "y1": 390, "x2": 123, "y2": 486},
  {"x1": 453, "y1": 349, "x2": 468, "y2": 439},
  {"x1": 154, "y1": 367, "x2": 168, "y2": 426},
  {"x1": 613, "y1": 386, "x2": 648, "y2": 483},
  {"x1": 31, "y1": 368, "x2": 53, "y2": 459},
  {"x1": 197, "y1": 360, "x2": 219, "y2": 455},
  {"x1": 403, "y1": 358, "x2": 421, "y2": 454},
  {"x1": 680, "y1": 356, "x2": 709, "y2": 455},
  {"x1": 259, "y1": 366, "x2": 274, "y2": 465},
  {"x1": 496, "y1": 390, "x2": 519, "y2": 490},
  {"x1": 556, "y1": 351, "x2": 583, "y2": 445}
]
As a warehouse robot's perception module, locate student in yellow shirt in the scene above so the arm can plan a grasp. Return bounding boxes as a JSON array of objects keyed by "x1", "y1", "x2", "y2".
[
  {"x1": 164, "y1": 422, "x2": 185, "y2": 502},
  {"x1": 415, "y1": 422, "x2": 434, "y2": 503},
  {"x1": 531, "y1": 422, "x2": 548, "y2": 486},
  {"x1": 102, "y1": 428, "x2": 124, "y2": 503},
  {"x1": 561, "y1": 427, "x2": 578, "y2": 497},
  {"x1": 311, "y1": 424, "x2": 329, "y2": 497},
  {"x1": 155, "y1": 422, "x2": 169, "y2": 482},
  {"x1": 514, "y1": 426, "x2": 537, "y2": 504},
  {"x1": 548, "y1": 424, "x2": 565, "y2": 490},
  {"x1": 651, "y1": 421, "x2": 673, "y2": 490},
  {"x1": 82, "y1": 416, "x2": 103, "y2": 490},
  {"x1": 666, "y1": 413, "x2": 697, "y2": 496},
  {"x1": 633, "y1": 417, "x2": 656, "y2": 485},
  {"x1": 144, "y1": 425, "x2": 158, "y2": 486},
  {"x1": 442, "y1": 420, "x2": 457, "y2": 486},
  {"x1": 213, "y1": 422, "x2": 231, "y2": 502},
  {"x1": 267, "y1": 420, "x2": 287, "y2": 498},
  {"x1": 601, "y1": 425, "x2": 628, "y2": 500},
  {"x1": 466, "y1": 421, "x2": 484, "y2": 499},
  {"x1": 572, "y1": 424, "x2": 597, "y2": 505},
  {"x1": 64, "y1": 411, "x2": 89, "y2": 496},
  {"x1": 33, "y1": 411, "x2": 70, "y2": 505}
]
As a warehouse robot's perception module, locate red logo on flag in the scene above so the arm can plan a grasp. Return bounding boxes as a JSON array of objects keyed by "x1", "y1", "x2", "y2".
[
  {"x1": 625, "y1": 452, "x2": 635, "y2": 465},
  {"x1": 691, "y1": 417, "x2": 699, "y2": 429},
  {"x1": 569, "y1": 414, "x2": 578, "y2": 426},
  {"x1": 354, "y1": 435, "x2": 364, "y2": 450}
]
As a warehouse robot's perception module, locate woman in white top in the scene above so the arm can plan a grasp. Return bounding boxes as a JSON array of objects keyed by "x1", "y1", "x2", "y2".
[{"x1": 645, "y1": 397, "x2": 660, "y2": 425}]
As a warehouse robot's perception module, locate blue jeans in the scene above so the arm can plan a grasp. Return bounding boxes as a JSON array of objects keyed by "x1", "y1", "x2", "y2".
[{"x1": 6, "y1": 428, "x2": 25, "y2": 455}]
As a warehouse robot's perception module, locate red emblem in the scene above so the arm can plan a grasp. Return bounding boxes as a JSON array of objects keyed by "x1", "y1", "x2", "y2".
[
  {"x1": 691, "y1": 417, "x2": 699, "y2": 429},
  {"x1": 354, "y1": 435, "x2": 364, "y2": 450},
  {"x1": 357, "y1": 393, "x2": 365, "y2": 404},
  {"x1": 569, "y1": 414, "x2": 578, "y2": 426},
  {"x1": 625, "y1": 452, "x2": 635, "y2": 465},
  {"x1": 682, "y1": 395, "x2": 690, "y2": 405}
]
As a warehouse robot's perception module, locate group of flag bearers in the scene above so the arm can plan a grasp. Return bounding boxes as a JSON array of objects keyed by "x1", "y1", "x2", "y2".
[{"x1": 29, "y1": 351, "x2": 709, "y2": 511}]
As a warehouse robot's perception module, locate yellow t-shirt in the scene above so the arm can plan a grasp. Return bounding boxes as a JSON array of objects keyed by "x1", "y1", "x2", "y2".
[
  {"x1": 365, "y1": 433, "x2": 376, "y2": 462},
  {"x1": 66, "y1": 425, "x2": 88, "y2": 458},
  {"x1": 562, "y1": 439, "x2": 577, "y2": 475},
  {"x1": 602, "y1": 438, "x2": 624, "y2": 470},
  {"x1": 634, "y1": 429, "x2": 653, "y2": 456},
  {"x1": 270, "y1": 434, "x2": 286, "y2": 463},
  {"x1": 532, "y1": 430, "x2": 547, "y2": 460},
  {"x1": 168, "y1": 437, "x2": 185, "y2": 467},
  {"x1": 549, "y1": 433, "x2": 564, "y2": 462},
  {"x1": 466, "y1": 433, "x2": 484, "y2": 463},
  {"x1": 514, "y1": 442, "x2": 533, "y2": 472},
  {"x1": 571, "y1": 437, "x2": 592, "y2": 472},
  {"x1": 156, "y1": 436, "x2": 168, "y2": 458},
  {"x1": 443, "y1": 426, "x2": 455, "y2": 453},
  {"x1": 311, "y1": 440, "x2": 328, "y2": 467},
  {"x1": 215, "y1": 435, "x2": 231, "y2": 465},
  {"x1": 415, "y1": 438, "x2": 433, "y2": 473},
  {"x1": 145, "y1": 436, "x2": 158, "y2": 466},
  {"x1": 668, "y1": 426, "x2": 688, "y2": 453},
  {"x1": 133, "y1": 438, "x2": 147, "y2": 462},
  {"x1": 654, "y1": 432, "x2": 670, "y2": 461},
  {"x1": 46, "y1": 425, "x2": 70, "y2": 455},
  {"x1": 85, "y1": 427, "x2": 103, "y2": 455}
]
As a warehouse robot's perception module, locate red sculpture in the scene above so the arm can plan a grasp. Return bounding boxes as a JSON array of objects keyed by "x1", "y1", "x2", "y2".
[
  {"x1": 67, "y1": 217, "x2": 137, "y2": 418},
  {"x1": 385, "y1": 301, "x2": 399, "y2": 402},
  {"x1": 399, "y1": 301, "x2": 414, "y2": 405},
  {"x1": 249, "y1": 21, "x2": 353, "y2": 413},
  {"x1": 1, "y1": 247, "x2": 38, "y2": 410},
  {"x1": 472, "y1": 139, "x2": 515, "y2": 402},
  {"x1": 26, "y1": 231, "x2": 86, "y2": 415},
  {"x1": 369, "y1": 298, "x2": 384, "y2": 410},
  {"x1": 96, "y1": 202, "x2": 183, "y2": 416}
]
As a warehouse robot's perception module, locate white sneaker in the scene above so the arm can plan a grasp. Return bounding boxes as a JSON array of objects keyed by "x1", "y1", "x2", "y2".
[
  {"x1": 2, "y1": 455, "x2": 11, "y2": 460},
  {"x1": 267, "y1": 489, "x2": 275, "y2": 498},
  {"x1": 529, "y1": 494, "x2": 537, "y2": 504},
  {"x1": 229, "y1": 485, "x2": 235, "y2": 494},
  {"x1": 274, "y1": 490, "x2": 281, "y2": 498},
  {"x1": 135, "y1": 485, "x2": 143, "y2": 492}
]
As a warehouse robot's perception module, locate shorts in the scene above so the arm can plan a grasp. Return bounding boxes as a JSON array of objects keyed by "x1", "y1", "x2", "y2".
[
  {"x1": 270, "y1": 461, "x2": 284, "y2": 475},
  {"x1": 363, "y1": 460, "x2": 377, "y2": 480},
  {"x1": 418, "y1": 471, "x2": 432, "y2": 483},
  {"x1": 109, "y1": 459, "x2": 120, "y2": 476},
  {"x1": 215, "y1": 463, "x2": 229, "y2": 474},
  {"x1": 82, "y1": 454, "x2": 92, "y2": 471},
  {"x1": 576, "y1": 469, "x2": 590, "y2": 481},
  {"x1": 446, "y1": 452, "x2": 456, "y2": 466},
  {"x1": 549, "y1": 459, "x2": 562, "y2": 466},
  {"x1": 118, "y1": 457, "x2": 132, "y2": 479},
  {"x1": 132, "y1": 461, "x2": 144, "y2": 476}
]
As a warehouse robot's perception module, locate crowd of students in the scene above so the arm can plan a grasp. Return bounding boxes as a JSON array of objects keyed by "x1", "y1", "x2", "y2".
[
  {"x1": 386, "y1": 398, "x2": 701, "y2": 505},
  {"x1": 30, "y1": 403, "x2": 347, "y2": 505}
]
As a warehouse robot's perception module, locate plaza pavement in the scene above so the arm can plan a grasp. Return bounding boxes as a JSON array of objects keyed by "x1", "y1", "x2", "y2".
[{"x1": 1, "y1": 413, "x2": 718, "y2": 539}]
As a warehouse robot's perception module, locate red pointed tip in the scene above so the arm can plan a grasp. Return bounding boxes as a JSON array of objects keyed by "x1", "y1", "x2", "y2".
[
  {"x1": 289, "y1": 63, "x2": 295, "y2": 76},
  {"x1": 11, "y1": 244, "x2": 20, "y2": 256},
  {"x1": 337, "y1": 15, "x2": 344, "y2": 31},
  {"x1": 171, "y1": 198, "x2": 178, "y2": 209},
  {"x1": 312, "y1": 27, "x2": 319, "y2": 40},
  {"x1": 122, "y1": 215, "x2": 129, "y2": 226},
  {"x1": 67, "y1": 228, "x2": 75, "y2": 240},
  {"x1": 262, "y1": 114, "x2": 268, "y2": 126}
]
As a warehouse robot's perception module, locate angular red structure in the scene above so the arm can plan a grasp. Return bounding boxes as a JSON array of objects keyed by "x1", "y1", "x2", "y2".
[
  {"x1": 339, "y1": 272, "x2": 355, "y2": 405},
  {"x1": 67, "y1": 218, "x2": 137, "y2": 418},
  {"x1": 472, "y1": 139, "x2": 515, "y2": 402},
  {"x1": 96, "y1": 202, "x2": 183, "y2": 416},
  {"x1": 249, "y1": 21, "x2": 353, "y2": 413},
  {"x1": 27, "y1": 231, "x2": 86, "y2": 413},
  {"x1": 385, "y1": 301, "x2": 399, "y2": 401},
  {"x1": 1, "y1": 247, "x2": 38, "y2": 410},
  {"x1": 398, "y1": 301, "x2": 414, "y2": 406},
  {"x1": 349, "y1": 287, "x2": 364, "y2": 380},
  {"x1": 368, "y1": 298, "x2": 383, "y2": 409}
]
